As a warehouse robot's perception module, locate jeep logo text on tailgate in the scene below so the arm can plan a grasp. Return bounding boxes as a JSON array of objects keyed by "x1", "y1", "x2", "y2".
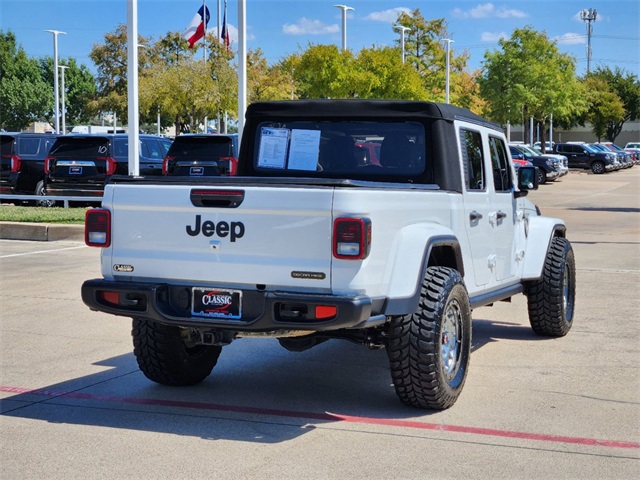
[{"x1": 186, "y1": 215, "x2": 245, "y2": 241}]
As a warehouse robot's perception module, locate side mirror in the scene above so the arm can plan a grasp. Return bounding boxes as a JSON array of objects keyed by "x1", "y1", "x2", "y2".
[{"x1": 514, "y1": 166, "x2": 539, "y2": 198}]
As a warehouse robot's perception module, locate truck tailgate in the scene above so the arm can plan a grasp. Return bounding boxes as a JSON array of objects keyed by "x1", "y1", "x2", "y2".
[{"x1": 104, "y1": 183, "x2": 334, "y2": 289}]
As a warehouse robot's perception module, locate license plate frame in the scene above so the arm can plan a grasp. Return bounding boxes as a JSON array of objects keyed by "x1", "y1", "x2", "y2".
[{"x1": 192, "y1": 287, "x2": 242, "y2": 319}]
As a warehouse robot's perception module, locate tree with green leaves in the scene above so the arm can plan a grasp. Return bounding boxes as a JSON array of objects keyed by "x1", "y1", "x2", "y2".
[
  {"x1": 247, "y1": 48, "x2": 294, "y2": 103},
  {"x1": 153, "y1": 31, "x2": 192, "y2": 66},
  {"x1": 38, "y1": 57, "x2": 97, "y2": 130},
  {"x1": 89, "y1": 24, "x2": 156, "y2": 124},
  {"x1": 583, "y1": 76, "x2": 625, "y2": 141},
  {"x1": 288, "y1": 44, "x2": 358, "y2": 99},
  {"x1": 139, "y1": 57, "x2": 221, "y2": 134},
  {"x1": 394, "y1": 9, "x2": 469, "y2": 101},
  {"x1": 587, "y1": 66, "x2": 640, "y2": 142},
  {"x1": 479, "y1": 26, "x2": 586, "y2": 146},
  {"x1": 285, "y1": 44, "x2": 426, "y2": 101},
  {"x1": 353, "y1": 46, "x2": 426, "y2": 100},
  {"x1": 0, "y1": 30, "x2": 51, "y2": 130}
]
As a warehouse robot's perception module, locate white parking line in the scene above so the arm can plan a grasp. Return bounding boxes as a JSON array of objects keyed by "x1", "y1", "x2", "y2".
[{"x1": 0, "y1": 245, "x2": 87, "y2": 259}]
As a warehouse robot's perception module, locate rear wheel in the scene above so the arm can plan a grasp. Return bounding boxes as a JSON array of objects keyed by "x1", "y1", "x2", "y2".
[
  {"x1": 132, "y1": 318, "x2": 221, "y2": 386},
  {"x1": 591, "y1": 161, "x2": 605, "y2": 174},
  {"x1": 34, "y1": 180, "x2": 56, "y2": 207},
  {"x1": 387, "y1": 267, "x2": 471, "y2": 410},
  {"x1": 526, "y1": 237, "x2": 575, "y2": 337}
]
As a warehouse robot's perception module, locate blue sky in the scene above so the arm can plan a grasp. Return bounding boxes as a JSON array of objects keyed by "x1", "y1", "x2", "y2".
[{"x1": 1, "y1": 0, "x2": 638, "y2": 77}]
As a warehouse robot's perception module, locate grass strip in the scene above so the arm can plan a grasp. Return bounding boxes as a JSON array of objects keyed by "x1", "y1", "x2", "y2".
[{"x1": 0, "y1": 205, "x2": 87, "y2": 224}]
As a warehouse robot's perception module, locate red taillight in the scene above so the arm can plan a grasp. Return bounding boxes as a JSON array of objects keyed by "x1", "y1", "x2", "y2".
[
  {"x1": 85, "y1": 208, "x2": 111, "y2": 247},
  {"x1": 10, "y1": 154, "x2": 22, "y2": 173},
  {"x1": 162, "y1": 156, "x2": 175, "y2": 175},
  {"x1": 98, "y1": 156, "x2": 117, "y2": 175},
  {"x1": 44, "y1": 155, "x2": 55, "y2": 174},
  {"x1": 333, "y1": 217, "x2": 371, "y2": 260},
  {"x1": 220, "y1": 156, "x2": 238, "y2": 175}
]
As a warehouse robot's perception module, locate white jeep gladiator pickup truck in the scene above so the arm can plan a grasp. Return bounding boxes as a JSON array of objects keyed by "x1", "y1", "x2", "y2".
[{"x1": 82, "y1": 100, "x2": 576, "y2": 410}]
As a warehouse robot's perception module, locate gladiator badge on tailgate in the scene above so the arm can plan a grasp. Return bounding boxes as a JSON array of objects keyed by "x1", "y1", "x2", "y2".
[{"x1": 113, "y1": 264, "x2": 134, "y2": 272}]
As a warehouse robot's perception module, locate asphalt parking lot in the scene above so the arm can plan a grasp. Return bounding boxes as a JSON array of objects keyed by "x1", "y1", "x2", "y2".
[{"x1": 1, "y1": 168, "x2": 638, "y2": 479}]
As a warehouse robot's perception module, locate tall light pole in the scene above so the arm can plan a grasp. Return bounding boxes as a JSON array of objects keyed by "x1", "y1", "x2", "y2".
[
  {"x1": 580, "y1": 8, "x2": 597, "y2": 74},
  {"x1": 127, "y1": 0, "x2": 140, "y2": 176},
  {"x1": 58, "y1": 65, "x2": 69, "y2": 134},
  {"x1": 394, "y1": 25, "x2": 411, "y2": 63},
  {"x1": 44, "y1": 30, "x2": 66, "y2": 134},
  {"x1": 443, "y1": 38, "x2": 454, "y2": 104},
  {"x1": 334, "y1": 4, "x2": 354, "y2": 51}
]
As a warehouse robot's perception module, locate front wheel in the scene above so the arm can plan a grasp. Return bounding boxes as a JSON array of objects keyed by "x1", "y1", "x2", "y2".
[
  {"x1": 132, "y1": 318, "x2": 221, "y2": 386},
  {"x1": 538, "y1": 168, "x2": 547, "y2": 184},
  {"x1": 526, "y1": 237, "x2": 576, "y2": 336},
  {"x1": 387, "y1": 267, "x2": 472, "y2": 410},
  {"x1": 591, "y1": 161, "x2": 605, "y2": 174}
]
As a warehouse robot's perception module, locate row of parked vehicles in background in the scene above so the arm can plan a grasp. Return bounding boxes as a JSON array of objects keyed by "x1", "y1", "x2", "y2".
[
  {"x1": 510, "y1": 141, "x2": 638, "y2": 182},
  {"x1": 1, "y1": 131, "x2": 637, "y2": 205},
  {"x1": 0, "y1": 132, "x2": 238, "y2": 205}
]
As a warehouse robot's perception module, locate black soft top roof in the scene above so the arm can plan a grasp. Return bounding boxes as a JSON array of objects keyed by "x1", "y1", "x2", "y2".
[{"x1": 245, "y1": 99, "x2": 498, "y2": 129}]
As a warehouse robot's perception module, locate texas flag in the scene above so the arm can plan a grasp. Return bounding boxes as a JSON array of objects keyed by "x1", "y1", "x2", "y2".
[
  {"x1": 221, "y1": 0, "x2": 230, "y2": 49},
  {"x1": 183, "y1": 5, "x2": 210, "y2": 48}
]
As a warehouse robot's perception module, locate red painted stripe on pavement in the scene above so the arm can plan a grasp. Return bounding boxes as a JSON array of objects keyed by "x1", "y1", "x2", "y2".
[{"x1": 2, "y1": 385, "x2": 638, "y2": 449}]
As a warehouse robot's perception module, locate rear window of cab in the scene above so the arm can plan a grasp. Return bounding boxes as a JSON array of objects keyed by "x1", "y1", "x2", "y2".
[
  {"x1": 168, "y1": 137, "x2": 235, "y2": 160},
  {"x1": 49, "y1": 137, "x2": 110, "y2": 159},
  {"x1": 252, "y1": 120, "x2": 427, "y2": 181}
]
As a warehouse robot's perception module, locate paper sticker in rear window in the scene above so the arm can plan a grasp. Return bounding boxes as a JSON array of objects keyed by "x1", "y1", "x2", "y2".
[
  {"x1": 288, "y1": 129, "x2": 321, "y2": 171},
  {"x1": 257, "y1": 128, "x2": 288, "y2": 169}
]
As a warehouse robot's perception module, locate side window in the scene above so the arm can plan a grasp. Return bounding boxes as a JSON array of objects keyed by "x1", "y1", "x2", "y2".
[
  {"x1": 19, "y1": 138, "x2": 41, "y2": 156},
  {"x1": 489, "y1": 136, "x2": 512, "y2": 192},
  {"x1": 113, "y1": 139, "x2": 128, "y2": 157},
  {"x1": 160, "y1": 140, "x2": 172, "y2": 156},
  {"x1": 460, "y1": 129, "x2": 485, "y2": 191},
  {"x1": 139, "y1": 140, "x2": 150, "y2": 158}
]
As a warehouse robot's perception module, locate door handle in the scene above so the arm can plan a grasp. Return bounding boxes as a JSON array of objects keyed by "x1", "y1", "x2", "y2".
[
  {"x1": 497, "y1": 211, "x2": 507, "y2": 220},
  {"x1": 469, "y1": 211, "x2": 483, "y2": 222}
]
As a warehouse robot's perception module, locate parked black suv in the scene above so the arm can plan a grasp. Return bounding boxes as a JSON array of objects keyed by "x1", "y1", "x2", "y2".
[
  {"x1": 553, "y1": 142, "x2": 616, "y2": 174},
  {"x1": 162, "y1": 134, "x2": 238, "y2": 176},
  {"x1": 45, "y1": 134, "x2": 172, "y2": 199},
  {"x1": 509, "y1": 144, "x2": 560, "y2": 184},
  {"x1": 0, "y1": 133, "x2": 59, "y2": 205}
]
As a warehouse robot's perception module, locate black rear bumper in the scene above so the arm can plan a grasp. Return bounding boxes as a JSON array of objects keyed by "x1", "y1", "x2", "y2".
[{"x1": 81, "y1": 279, "x2": 374, "y2": 332}]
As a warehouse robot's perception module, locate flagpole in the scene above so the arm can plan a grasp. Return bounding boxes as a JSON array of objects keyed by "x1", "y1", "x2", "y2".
[
  {"x1": 203, "y1": 0, "x2": 206, "y2": 61},
  {"x1": 203, "y1": 0, "x2": 207, "y2": 133},
  {"x1": 217, "y1": 0, "x2": 221, "y2": 133}
]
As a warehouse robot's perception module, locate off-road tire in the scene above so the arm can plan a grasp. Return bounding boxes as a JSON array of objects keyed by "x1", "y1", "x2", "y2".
[
  {"x1": 526, "y1": 237, "x2": 575, "y2": 337},
  {"x1": 591, "y1": 161, "x2": 605, "y2": 174},
  {"x1": 387, "y1": 267, "x2": 472, "y2": 410},
  {"x1": 132, "y1": 318, "x2": 221, "y2": 386}
]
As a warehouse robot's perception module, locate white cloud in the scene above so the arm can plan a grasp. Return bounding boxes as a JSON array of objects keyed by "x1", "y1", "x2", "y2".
[
  {"x1": 481, "y1": 31, "x2": 507, "y2": 42},
  {"x1": 364, "y1": 8, "x2": 411, "y2": 23},
  {"x1": 453, "y1": 3, "x2": 527, "y2": 19},
  {"x1": 555, "y1": 33, "x2": 586, "y2": 45},
  {"x1": 282, "y1": 18, "x2": 339, "y2": 35},
  {"x1": 208, "y1": 24, "x2": 251, "y2": 44}
]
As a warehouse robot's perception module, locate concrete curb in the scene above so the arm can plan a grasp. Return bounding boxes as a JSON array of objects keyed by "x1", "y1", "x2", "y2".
[{"x1": 0, "y1": 222, "x2": 84, "y2": 242}]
